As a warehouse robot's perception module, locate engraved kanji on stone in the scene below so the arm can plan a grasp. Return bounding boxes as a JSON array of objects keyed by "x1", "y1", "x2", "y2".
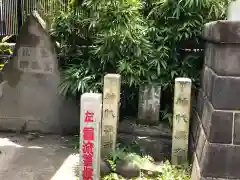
[
  {"x1": 82, "y1": 141, "x2": 94, "y2": 155},
  {"x1": 175, "y1": 114, "x2": 188, "y2": 123},
  {"x1": 103, "y1": 125, "x2": 113, "y2": 134},
  {"x1": 104, "y1": 92, "x2": 116, "y2": 99},
  {"x1": 180, "y1": 82, "x2": 185, "y2": 92},
  {"x1": 31, "y1": 61, "x2": 40, "y2": 70},
  {"x1": 84, "y1": 111, "x2": 94, "y2": 123},
  {"x1": 103, "y1": 142, "x2": 113, "y2": 148},
  {"x1": 103, "y1": 125, "x2": 114, "y2": 148},
  {"x1": 44, "y1": 62, "x2": 53, "y2": 72},
  {"x1": 173, "y1": 148, "x2": 187, "y2": 163},
  {"x1": 83, "y1": 127, "x2": 94, "y2": 141},
  {"x1": 20, "y1": 61, "x2": 29, "y2": 69},
  {"x1": 173, "y1": 148, "x2": 186, "y2": 155},
  {"x1": 83, "y1": 153, "x2": 93, "y2": 167},
  {"x1": 174, "y1": 131, "x2": 188, "y2": 140},
  {"x1": 40, "y1": 47, "x2": 48, "y2": 58},
  {"x1": 104, "y1": 109, "x2": 115, "y2": 118},
  {"x1": 176, "y1": 97, "x2": 189, "y2": 105},
  {"x1": 82, "y1": 166, "x2": 93, "y2": 180},
  {"x1": 22, "y1": 47, "x2": 31, "y2": 56}
]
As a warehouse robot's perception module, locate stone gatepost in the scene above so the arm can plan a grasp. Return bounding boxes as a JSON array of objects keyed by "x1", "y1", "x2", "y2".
[
  {"x1": 191, "y1": 20, "x2": 240, "y2": 179},
  {"x1": 79, "y1": 93, "x2": 102, "y2": 180},
  {"x1": 101, "y1": 74, "x2": 121, "y2": 157},
  {"x1": 138, "y1": 85, "x2": 161, "y2": 125},
  {"x1": 172, "y1": 78, "x2": 191, "y2": 165}
]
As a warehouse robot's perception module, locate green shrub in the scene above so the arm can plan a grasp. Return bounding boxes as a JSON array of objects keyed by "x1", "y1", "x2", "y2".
[
  {"x1": 51, "y1": 0, "x2": 230, "y2": 119},
  {"x1": 51, "y1": 0, "x2": 158, "y2": 97},
  {"x1": 144, "y1": 0, "x2": 228, "y2": 90},
  {"x1": 52, "y1": 0, "x2": 229, "y2": 96}
]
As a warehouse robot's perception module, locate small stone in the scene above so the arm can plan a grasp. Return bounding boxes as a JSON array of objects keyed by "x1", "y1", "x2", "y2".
[
  {"x1": 141, "y1": 161, "x2": 163, "y2": 177},
  {"x1": 100, "y1": 159, "x2": 112, "y2": 176},
  {"x1": 26, "y1": 133, "x2": 39, "y2": 141},
  {"x1": 116, "y1": 159, "x2": 140, "y2": 178}
]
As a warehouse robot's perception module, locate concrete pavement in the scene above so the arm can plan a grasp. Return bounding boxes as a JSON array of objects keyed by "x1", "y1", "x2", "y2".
[{"x1": 0, "y1": 133, "x2": 79, "y2": 180}]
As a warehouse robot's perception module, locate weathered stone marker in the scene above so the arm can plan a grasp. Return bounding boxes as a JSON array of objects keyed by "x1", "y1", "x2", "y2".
[
  {"x1": 227, "y1": 0, "x2": 240, "y2": 21},
  {"x1": 138, "y1": 85, "x2": 161, "y2": 124},
  {"x1": 171, "y1": 78, "x2": 192, "y2": 165},
  {"x1": 101, "y1": 74, "x2": 121, "y2": 156},
  {"x1": 0, "y1": 12, "x2": 79, "y2": 133},
  {"x1": 79, "y1": 93, "x2": 102, "y2": 180}
]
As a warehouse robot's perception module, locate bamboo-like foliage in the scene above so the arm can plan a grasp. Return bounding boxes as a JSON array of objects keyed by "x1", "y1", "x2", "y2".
[
  {"x1": 51, "y1": 0, "x2": 230, "y2": 97},
  {"x1": 145, "y1": 0, "x2": 228, "y2": 90},
  {"x1": 52, "y1": 0, "x2": 155, "y2": 96}
]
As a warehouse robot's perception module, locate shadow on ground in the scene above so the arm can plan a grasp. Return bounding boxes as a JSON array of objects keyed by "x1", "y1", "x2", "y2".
[
  {"x1": 118, "y1": 119, "x2": 172, "y2": 162},
  {"x1": 0, "y1": 133, "x2": 78, "y2": 180}
]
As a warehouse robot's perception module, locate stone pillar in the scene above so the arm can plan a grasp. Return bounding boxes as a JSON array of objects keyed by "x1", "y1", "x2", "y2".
[
  {"x1": 101, "y1": 74, "x2": 121, "y2": 157},
  {"x1": 171, "y1": 78, "x2": 191, "y2": 165},
  {"x1": 79, "y1": 93, "x2": 102, "y2": 180},
  {"x1": 191, "y1": 20, "x2": 240, "y2": 179},
  {"x1": 227, "y1": 0, "x2": 240, "y2": 21},
  {"x1": 138, "y1": 85, "x2": 161, "y2": 125}
]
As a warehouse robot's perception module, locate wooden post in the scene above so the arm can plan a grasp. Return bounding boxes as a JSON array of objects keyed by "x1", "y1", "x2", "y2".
[
  {"x1": 101, "y1": 74, "x2": 121, "y2": 157},
  {"x1": 79, "y1": 93, "x2": 102, "y2": 180},
  {"x1": 171, "y1": 78, "x2": 192, "y2": 165}
]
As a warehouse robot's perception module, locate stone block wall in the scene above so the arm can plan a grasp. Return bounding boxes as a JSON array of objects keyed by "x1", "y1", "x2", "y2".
[{"x1": 191, "y1": 20, "x2": 240, "y2": 179}]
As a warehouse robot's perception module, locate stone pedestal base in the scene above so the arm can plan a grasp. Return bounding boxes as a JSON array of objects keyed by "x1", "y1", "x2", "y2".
[
  {"x1": 191, "y1": 20, "x2": 240, "y2": 179},
  {"x1": 191, "y1": 109, "x2": 240, "y2": 179}
]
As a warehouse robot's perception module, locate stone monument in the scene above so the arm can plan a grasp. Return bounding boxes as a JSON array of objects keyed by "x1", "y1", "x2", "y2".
[
  {"x1": 101, "y1": 74, "x2": 121, "y2": 157},
  {"x1": 191, "y1": 19, "x2": 240, "y2": 179},
  {"x1": 227, "y1": 0, "x2": 240, "y2": 21},
  {"x1": 172, "y1": 78, "x2": 191, "y2": 165},
  {"x1": 79, "y1": 93, "x2": 102, "y2": 180},
  {"x1": 0, "y1": 12, "x2": 79, "y2": 134},
  {"x1": 138, "y1": 85, "x2": 161, "y2": 125}
]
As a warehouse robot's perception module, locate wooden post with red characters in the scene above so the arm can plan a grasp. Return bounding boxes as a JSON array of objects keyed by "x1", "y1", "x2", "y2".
[{"x1": 79, "y1": 93, "x2": 102, "y2": 180}]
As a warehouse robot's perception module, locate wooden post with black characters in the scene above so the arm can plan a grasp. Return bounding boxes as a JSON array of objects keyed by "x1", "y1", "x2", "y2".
[{"x1": 172, "y1": 78, "x2": 192, "y2": 165}]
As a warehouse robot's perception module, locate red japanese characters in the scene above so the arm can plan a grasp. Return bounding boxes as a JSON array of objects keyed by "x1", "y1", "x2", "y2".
[
  {"x1": 85, "y1": 111, "x2": 94, "y2": 123},
  {"x1": 82, "y1": 111, "x2": 95, "y2": 180}
]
